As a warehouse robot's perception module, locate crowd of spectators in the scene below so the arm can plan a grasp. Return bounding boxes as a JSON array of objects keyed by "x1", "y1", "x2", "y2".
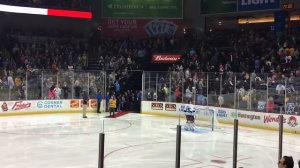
[
  {"x1": 10, "y1": 37, "x2": 88, "y2": 71},
  {"x1": 155, "y1": 29, "x2": 300, "y2": 114},
  {"x1": 2, "y1": 27, "x2": 300, "y2": 113},
  {"x1": 98, "y1": 37, "x2": 180, "y2": 111},
  {"x1": 0, "y1": 0, "x2": 90, "y2": 11},
  {"x1": 0, "y1": 32, "x2": 149, "y2": 111},
  {"x1": 0, "y1": 30, "x2": 89, "y2": 100}
]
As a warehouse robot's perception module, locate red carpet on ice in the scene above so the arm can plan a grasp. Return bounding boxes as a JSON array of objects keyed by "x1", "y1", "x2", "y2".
[{"x1": 105, "y1": 112, "x2": 129, "y2": 118}]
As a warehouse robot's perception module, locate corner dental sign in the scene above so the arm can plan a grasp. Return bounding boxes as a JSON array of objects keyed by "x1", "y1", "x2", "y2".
[{"x1": 241, "y1": 0, "x2": 275, "y2": 5}]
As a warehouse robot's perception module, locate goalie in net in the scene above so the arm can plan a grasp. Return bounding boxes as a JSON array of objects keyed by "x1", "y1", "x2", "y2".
[
  {"x1": 180, "y1": 102, "x2": 196, "y2": 131},
  {"x1": 182, "y1": 101, "x2": 196, "y2": 131},
  {"x1": 181, "y1": 101, "x2": 220, "y2": 131}
]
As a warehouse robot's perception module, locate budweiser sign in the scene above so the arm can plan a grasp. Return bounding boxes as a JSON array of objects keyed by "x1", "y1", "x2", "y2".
[
  {"x1": 12, "y1": 101, "x2": 31, "y2": 111},
  {"x1": 152, "y1": 54, "x2": 182, "y2": 63}
]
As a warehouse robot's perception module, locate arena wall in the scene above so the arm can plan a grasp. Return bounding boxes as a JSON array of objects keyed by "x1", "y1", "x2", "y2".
[
  {"x1": 0, "y1": 99, "x2": 105, "y2": 116},
  {"x1": 141, "y1": 101, "x2": 300, "y2": 134}
]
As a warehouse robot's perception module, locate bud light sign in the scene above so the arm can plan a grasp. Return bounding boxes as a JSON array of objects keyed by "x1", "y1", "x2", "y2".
[{"x1": 238, "y1": 0, "x2": 280, "y2": 11}]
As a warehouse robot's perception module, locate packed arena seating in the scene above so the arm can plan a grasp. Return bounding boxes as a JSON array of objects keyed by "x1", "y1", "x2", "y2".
[
  {"x1": 10, "y1": 37, "x2": 88, "y2": 71},
  {"x1": 1, "y1": 28, "x2": 300, "y2": 113},
  {"x1": 0, "y1": 0, "x2": 90, "y2": 11},
  {"x1": 98, "y1": 37, "x2": 180, "y2": 111},
  {"x1": 148, "y1": 29, "x2": 300, "y2": 113}
]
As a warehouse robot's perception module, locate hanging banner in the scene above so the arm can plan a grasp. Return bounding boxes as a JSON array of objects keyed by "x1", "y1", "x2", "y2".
[
  {"x1": 101, "y1": 19, "x2": 183, "y2": 38},
  {"x1": 102, "y1": 0, "x2": 182, "y2": 18},
  {"x1": 238, "y1": 0, "x2": 280, "y2": 12}
]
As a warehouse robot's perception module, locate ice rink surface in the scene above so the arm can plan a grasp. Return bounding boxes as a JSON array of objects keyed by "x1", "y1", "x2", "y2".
[{"x1": 0, "y1": 112, "x2": 299, "y2": 168}]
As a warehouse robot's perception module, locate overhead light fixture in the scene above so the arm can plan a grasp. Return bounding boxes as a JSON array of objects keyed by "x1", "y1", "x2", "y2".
[
  {"x1": 0, "y1": 4, "x2": 92, "y2": 19},
  {"x1": 239, "y1": 15, "x2": 300, "y2": 24}
]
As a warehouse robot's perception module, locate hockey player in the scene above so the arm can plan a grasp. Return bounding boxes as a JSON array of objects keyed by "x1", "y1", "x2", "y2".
[{"x1": 183, "y1": 100, "x2": 196, "y2": 131}]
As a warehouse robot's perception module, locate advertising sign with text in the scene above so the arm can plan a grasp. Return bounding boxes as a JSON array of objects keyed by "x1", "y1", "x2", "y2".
[
  {"x1": 101, "y1": 19, "x2": 183, "y2": 38},
  {"x1": 238, "y1": 0, "x2": 280, "y2": 11},
  {"x1": 165, "y1": 103, "x2": 176, "y2": 111},
  {"x1": 36, "y1": 100, "x2": 64, "y2": 109},
  {"x1": 151, "y1": 103, "x2": 163, "y2": 110},
  {"x1": 152, "y1": 54, "x2": 182, "y2": 63},
  {"x1": 102, "y1": 0, "x2": 182, "y2": 18},
  {"x1": 0, "y1": 101, "x2": 33, "y2": 112}
]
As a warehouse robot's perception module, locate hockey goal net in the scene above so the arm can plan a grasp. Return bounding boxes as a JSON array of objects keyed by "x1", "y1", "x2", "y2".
[{"x1": 194, "y1": 107, "x2": 220, "y2": 130}]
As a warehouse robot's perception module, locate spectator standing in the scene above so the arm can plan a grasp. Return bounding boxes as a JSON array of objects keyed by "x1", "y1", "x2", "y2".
[
  {"x1": 175, "y1": 86, "x2": 181, "y2": 102},
  {"x1": 109, "y1": 95, "x2": 116, "y2": 117},
  {"x1": 96, "y1": 90, "x2": 102, "y2": 113},
  {"x1": 7, "y1": 71, "x2": 14, "y2": 100},
  {"x1": 18, "y1": 79, "x2": 26, "y2": 100},
  {"x1": 115, "y1": 81, "x2": 120, "y2": 94},
  {"x1": 160, "y1": 84, "x2": 168, "y2": 101},
  {"x1": 48, "y1": 85, "x2": 55, "y2": 99},
  {"x1": 267, "y1": 97, "x2": 275, "y2": 113},
  {"x1": 105, "y1": 92, "x2": 110, "y2": 112},
  {"x1": 61, "y1": 82, "x2": 69, "y2": 99},
  {"x1": 147, "y1": 90, "x2": 153, "y2": 101},
  {"x1": 136, "y1": 90, "x2": 142, "y2": 111},
  {"x1": 120, "y1": 94, "x2": 126, "y2": 111},
  {"x1": 117, "y1": 94, "x2": 122, "y2": 112},
  {"x1": 185, "y1": 86, "x2": 193, "y2": 102},
  {"x1": 54, "y1": 84, "x2": 61, "y2": 99},
  {"x1": 74, "y1": 81, "x2": 81, "y2": 99},
  {"x1": 82, "y1": 90, "x2": 89, "y2": 118}
]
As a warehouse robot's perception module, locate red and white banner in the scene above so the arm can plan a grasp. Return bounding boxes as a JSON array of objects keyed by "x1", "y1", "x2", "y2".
[
  {"x1": 0, "y1": 4, "x2": 92, "y2": 19},
  {"x1": 101, "y1": 19, "x2": 183, "y2": 38},
  {"x1": 152, "y1": 54, "x2": 182, "y2": 63}
]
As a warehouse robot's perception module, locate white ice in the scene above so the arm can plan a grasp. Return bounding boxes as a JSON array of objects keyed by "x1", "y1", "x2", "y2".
[{"x1": 0, "y1": 112, "x2": 299, "y2": 168}]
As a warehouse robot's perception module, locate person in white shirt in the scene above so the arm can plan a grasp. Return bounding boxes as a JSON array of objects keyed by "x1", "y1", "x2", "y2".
[
  {"x1": 185, "y1": 86, "x2": 193, "y2": 102},
  {"x1": 7, "y1": 73, "x2": 14, "y2": 89},
  {"x1": 276, "y1": 84, "x2": 285, "y2": 95},
  {"x1": 7, "y1": 71, "x2": 14, "y2": 100},
  {"x1": 54, "y1": 85, "x2": 62, "y2": 99}
]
